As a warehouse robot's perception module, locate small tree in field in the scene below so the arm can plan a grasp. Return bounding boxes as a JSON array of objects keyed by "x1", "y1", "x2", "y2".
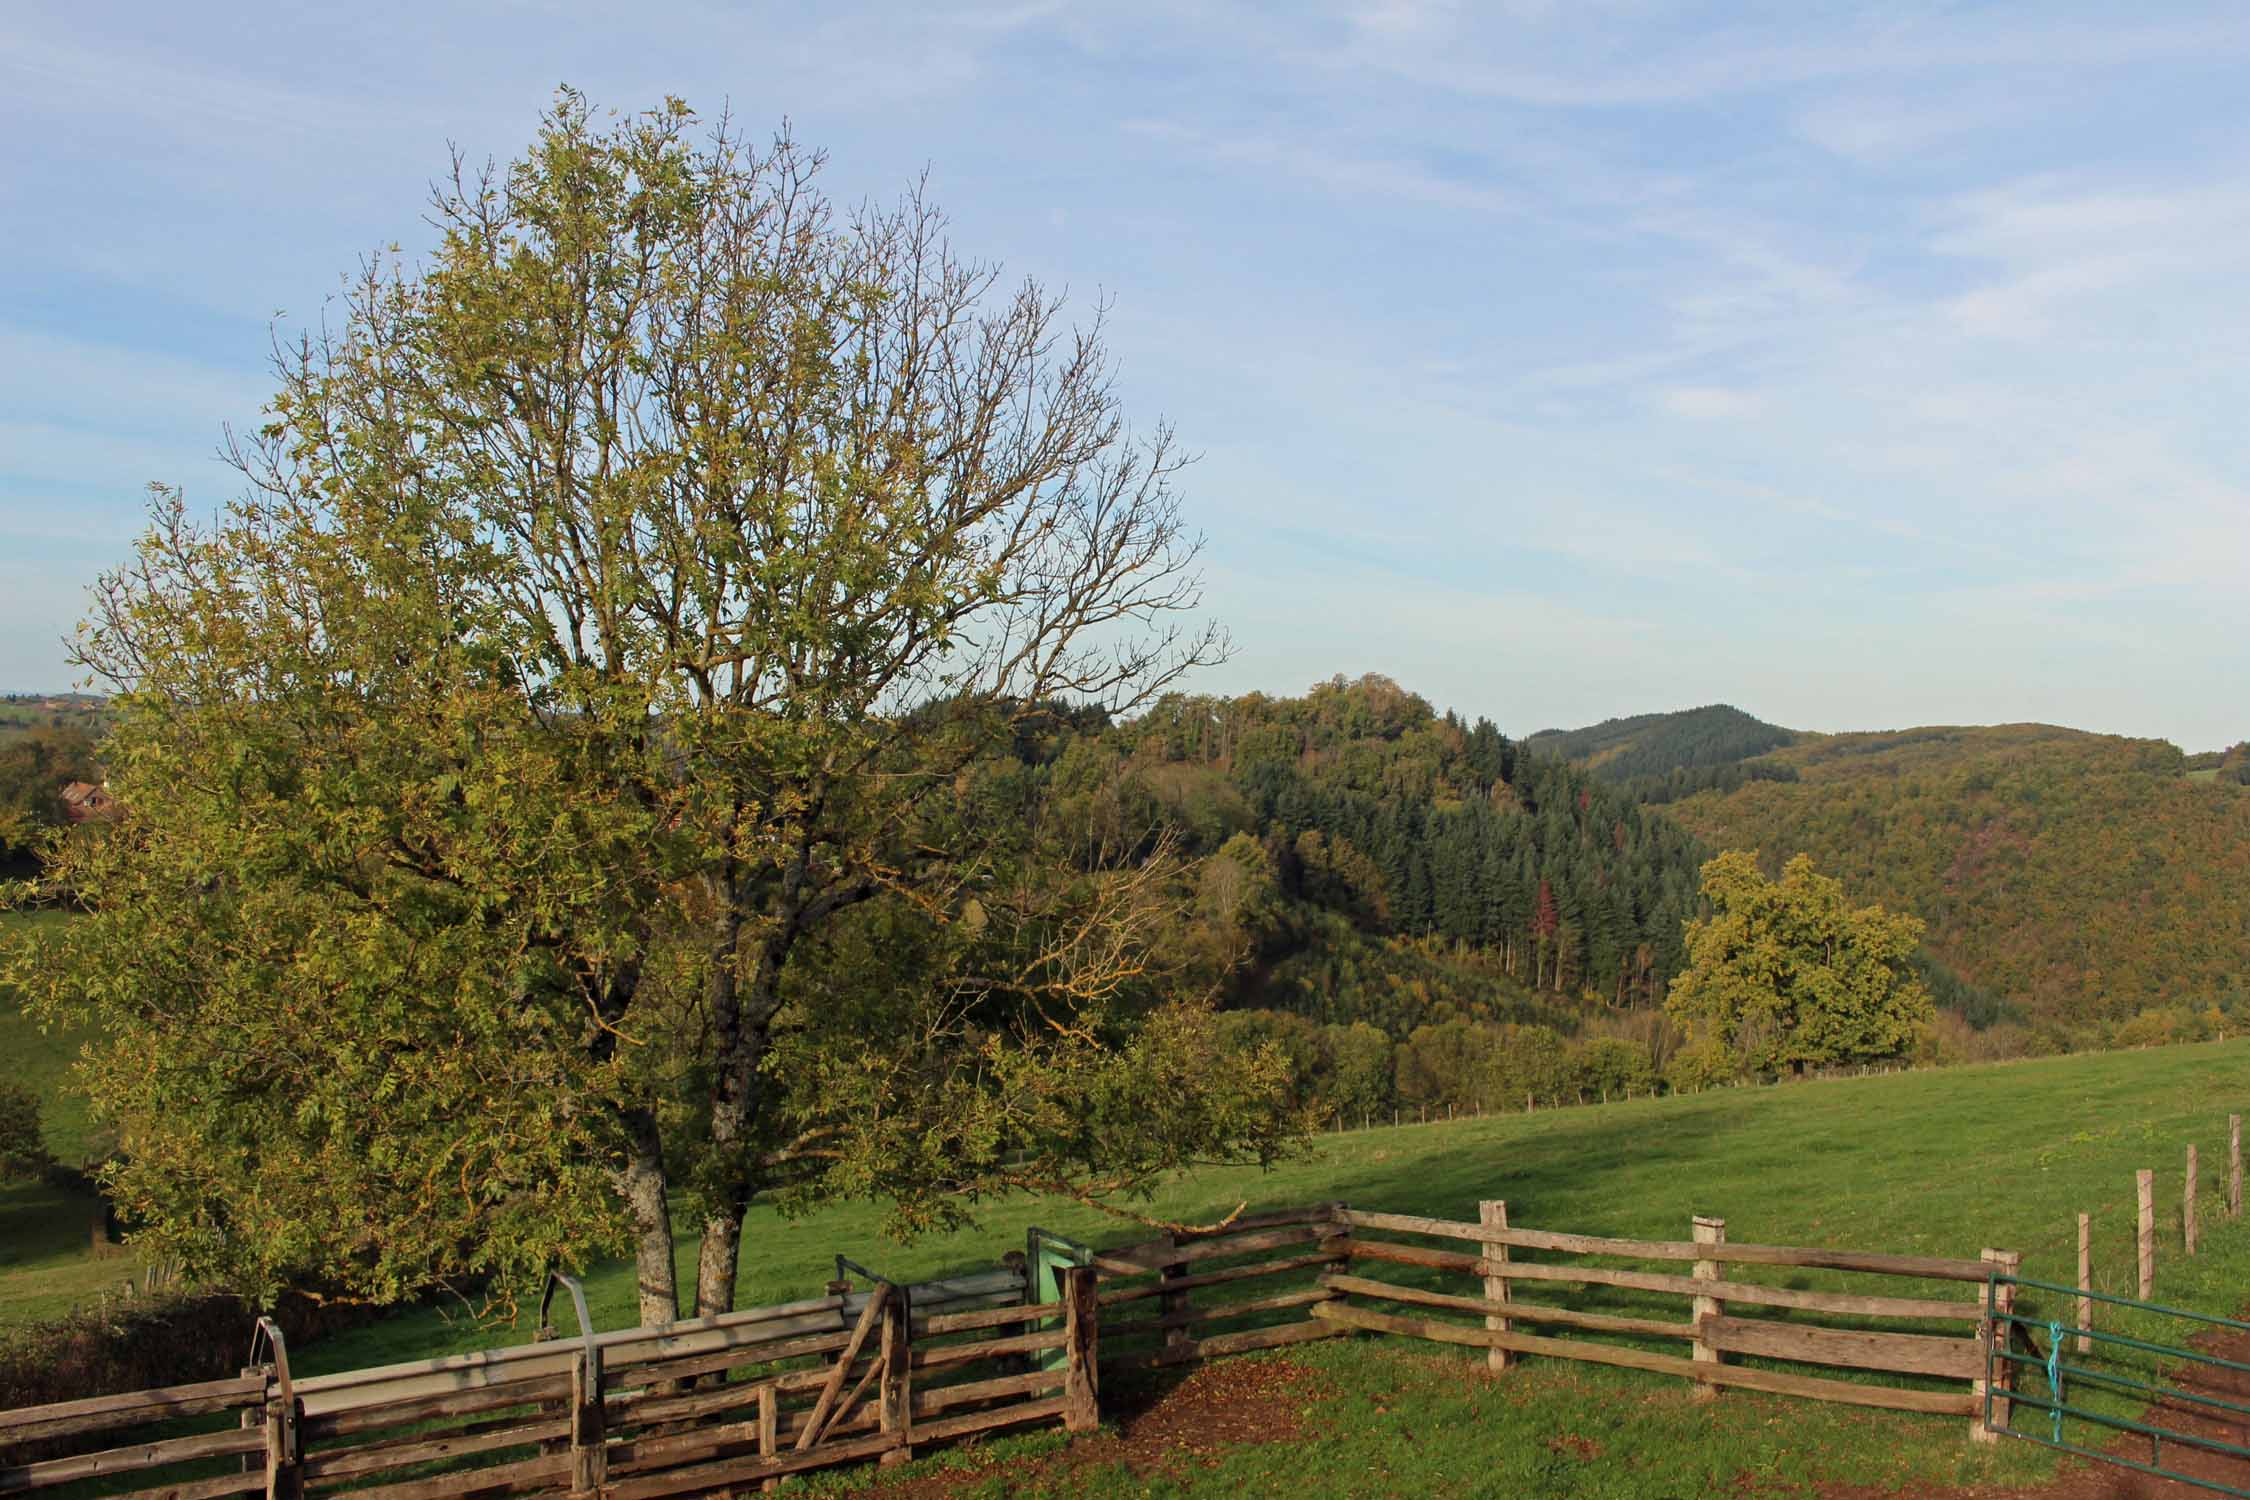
[
  {"x1": 1664, "y1": 851, "x2": 1933, "y2": 1077},
  {"x1": 0, "y1": 1082, "x2": 49, "y2": 1182},
  {"x1": 2, "y1": 92, "x2": 1297, "y2": 1320}
]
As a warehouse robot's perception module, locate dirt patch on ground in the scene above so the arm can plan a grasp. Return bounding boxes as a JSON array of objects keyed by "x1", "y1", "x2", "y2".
[{"x1": 830, "y1": 1357, "x2": 1326, "y2": 1499}]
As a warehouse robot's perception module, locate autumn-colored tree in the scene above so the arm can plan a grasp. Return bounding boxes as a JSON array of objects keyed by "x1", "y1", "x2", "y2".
[
  {"x1": 1664, "y1": 851, "x2": 1933, "y2": 1075},
  {"x1": 1, "y1": 93, "x2": 1297, "y2": 1320}
]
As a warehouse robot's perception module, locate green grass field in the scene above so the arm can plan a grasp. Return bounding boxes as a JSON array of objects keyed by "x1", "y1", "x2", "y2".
[
  {"x1": 8, "y1": 923, "x2": 2250, "y2": 1494},
  {"x1": 277, "y1": 1040, "x2": 2250, "y2": 1496},
  {"x1": 0, "y1": 910, "x2": 143, "y2": 1327}
]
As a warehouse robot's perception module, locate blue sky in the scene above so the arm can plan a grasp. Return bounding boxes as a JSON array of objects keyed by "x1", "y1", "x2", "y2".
[{"x1": 4, "y1": 2, "x2": 2247, "y2": 748}]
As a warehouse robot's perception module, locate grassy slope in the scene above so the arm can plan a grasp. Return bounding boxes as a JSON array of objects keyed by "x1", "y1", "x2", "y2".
[
  {"x1": 303, "y1": 1041, "x2": 2250, "y2": 1496},
  {"x1": 0, "y1": 910, "x2": 141, "y2": 1327},
  {"x1": 1666, "y1": 725, "x2": 2250, "y2": 1026}
]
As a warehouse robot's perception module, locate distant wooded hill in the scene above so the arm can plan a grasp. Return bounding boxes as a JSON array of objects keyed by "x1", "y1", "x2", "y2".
[
  {"x1": 1529, "y1": 704, "x2": 2250, "y2": 1038},
  {"x1": 1072, "y1": 678, "x2": 1993, "y2": 1044}
]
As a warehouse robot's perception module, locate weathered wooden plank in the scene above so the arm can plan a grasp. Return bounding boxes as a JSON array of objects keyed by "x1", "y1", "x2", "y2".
[
  {"x1": 295, "y1": 1295, "x2": 852, "y2": 1412},
  {"x1": 1340, "y1": 1211, "x2": 1989, "y2": 1281},
  {"x1": 298, "y1": 1413, "x2": 567, "y2": 1482},
  {"x1": 602, "y1": 1377, "x2": 774, "y2": 1432},
  {"x1": 1312, "y1": 1302, "x2": 1975, "y2": 1415},
  {"x1": 1475, "y1": 1259, "x2": 1980, "y2": 1320},
  {"x1": 600, "y1": 1328, "x2": 851, "y2": 1393},
  {"x1": 909, "y1": 1370, "x2": 1063, "y2": 1418},
  {"x1": 918, "y1": 1300, "x2": 1062, "y2": 1335},
  {"x1": 906, "y1": 1395, "x2": 1070, "y2": 1447},
  {"x1": 298, "y1": 1449, "x2": 569, "y2": 1500},
  {"x1": 304, "y1": 1373, "x2": 572, "y2": 1439},
  {"x1": 599, "y1": 1429, "x2": 899, "y2": 1500},
  {"x1": 1104, "y1": 1286, "x2": 1334, "y2": 1340},
  {"x1": 0, "y1": 1375, "x2": 266, "y2": 1443},
  {"x1": 0, "y1": 1423, "x2": 266, "y2": 1489},
  {"x1": 902, "y1": 1270, "x2": 1024, "y2": 1305},
  {"x1": 794, "y1": 1287, "x2": 888, "y2": 1453},
  {"x1": 1099, "y1": 1250, "x2": 1347, "y2": 1308},
  {"x1": 1698, "y1": 1316, "x2": 1982, "y2": 1380},
  {"x1": 1321, "y1": 1272, "x2": 1693, "y2": 1341},
  {"x1": 1100, "y1": 1225, "x2": 1324, "y2": 1273},
  {"x1": 1342, "y1": 1237, "x2": 1482, "y2": 1276},
  {"x1": 1151, "y1": 1319, "x2": 1340, "y2": 1366},
  {"x1": 106, "y1": 1469, "x2": 267, "y2": 1500},
  {"x1": 908, "y1": 1329, "x2": 1068, "y2": 1372}
]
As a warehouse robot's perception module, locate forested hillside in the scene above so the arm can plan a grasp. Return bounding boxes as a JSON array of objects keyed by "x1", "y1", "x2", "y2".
[
  {"x1": 1524, "y1": 703, "x2": 1796, "y2": 779},
  {"x1": 1656, "y1": 724, "x2": 2250, "y2": 1041},
  {"x1": 1091, "y1": 675, "x2": 1709, "y2": 1034}
]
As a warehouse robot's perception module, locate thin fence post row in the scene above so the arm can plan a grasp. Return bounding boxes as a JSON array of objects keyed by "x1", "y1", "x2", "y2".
[
  {"x1": 1480, "y1": 1199, "x2": 1513, "y2": 1373},
  {"x1": 1690, "y1": 1214, "x2": 1726, "y2": 1401},
  {"x1": 2138, "y1": 1169, "x2": 2156, "y2": 1300},
  {"x1": 2185, "y1": 1144, "x2": 2199, "y2": 1257},
  {"x1": 2076, "y1": 1212, "x2": 2092, "y2": 1357}
]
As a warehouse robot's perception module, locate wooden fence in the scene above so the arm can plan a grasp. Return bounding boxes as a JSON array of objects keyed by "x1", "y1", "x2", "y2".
[
  {"x1": 0, "y1": 1262, "x2": 1099, "y2": 1499},
  {"x1": 1059, "y1": 1202, "x2": 2014, "y2": 1439},
  {"x1": 1318, "y1": 1205, "x2": 2013, "y2": 1438},
  {"x1": 0, "y1": 1201, "x2": 2025, "y2": 1495},
  {"x1": 1081, "y1": 1206, "x2": 1353, "y2": 1369}
]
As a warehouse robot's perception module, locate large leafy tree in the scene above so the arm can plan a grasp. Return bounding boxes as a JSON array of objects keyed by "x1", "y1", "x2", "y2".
[
  {"x1": 1664, "y1": 851, "x2": 1934, "y2": 1075},
  {"x1": 2, "y1": 93, "x2": 1295, "y2": 1321}
]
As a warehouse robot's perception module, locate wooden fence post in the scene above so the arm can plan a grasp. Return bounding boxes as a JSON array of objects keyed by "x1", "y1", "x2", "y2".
[
  {"x1": 1971, "y1": 1249, "x2": 2019, "y2": 1440},
  {"x1": 757, "y1": 1384, "x2": 779, "y2": 1494},
  {"x1": 250, "y1": 1318, "x2": 301, "y2": 1500},
  {"x1": 1690, "y1": 1215, "x2": 1725, "y2": 1400},
  {"x1": 877, "y1": 1286, "x2": 912, "y2": 1465},
  {"x1": 568, "y1": 1342, "x2": 606, "y2": 1498},
  {"x1": 1061, "y1": 1265, "x2": 1100, "y2": 1433},
  {"x1": 1992, "y1": 1251, "x2": 2019, "y2": 1431},
  {"x1": 2138, "y1": 1169, "x2": 2155, "y2": 1299},
  {"x1": 2076, "y1": 1213, "x2": 2092, "y2": 1356},
  {"x1": 2186, "y1": 1145, "x2": 2200, "y2": 1257},
  {"x1": 1480, "y1": 1200, "x2": 1513, "y2": 1373},
  {"x1": 1158, "y1": 1234, "x2": 1190, "y2": 1364},
  {"x1": 2231, "y1": 1115, "x2": 2242, "y2": 1219}
]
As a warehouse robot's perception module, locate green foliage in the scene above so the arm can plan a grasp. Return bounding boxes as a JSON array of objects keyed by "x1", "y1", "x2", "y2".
[
  {"x1": 1666, "y1": 852, "x2": 1934, "y2": 1075},
  {"x1": 1667, "y1": 724, "x2": 2250, "y2": 1032},
  {"x1": 0, "y1": 1083, "x2": 48, "y2": 1182},
  {"x1": 1663, "y1": 1040, "x2": 1737, "y2": 1093},
  {"x1": 1572, "y1": 1036, "x2": 1657, "y2": 1100},
  {"x1": 0, "y1": 93, "x2": 1285, "y2": 1319},
  {"x1": 1525, "y1": 704, "x2": 1796, "y2": 782},
  {"x1": 1127, "y1": 674, "x2": 1709, "y2": 1014},
  {"x1": 0, "y1": 724, "x2": 100, "y2": 865}
]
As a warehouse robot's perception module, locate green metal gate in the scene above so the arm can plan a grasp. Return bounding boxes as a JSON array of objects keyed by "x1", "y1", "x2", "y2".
[
  {"x1": 1027, "y1": 1228, "x2": 1094, "y2": 1373},
  {"x1": 1989, "y1": 1272, "x2": 2250, "y2": 1496}
]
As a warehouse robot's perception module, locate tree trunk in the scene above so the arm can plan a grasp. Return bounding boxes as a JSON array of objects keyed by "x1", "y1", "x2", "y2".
[{"x1": 617, "y1": 1106, "x2": 679, "y2": 1328}]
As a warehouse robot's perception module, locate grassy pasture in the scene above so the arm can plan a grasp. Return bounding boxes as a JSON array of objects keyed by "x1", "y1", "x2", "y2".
[
  {"x1": 0, "y1": 910, "x2": 144, "y2": 1328},
  {"x1": 285, "y1": 1041, "x2": 2250, "y2": 1496},
  {"x1": 6, "y1": 927, "x2": 2248, "y2": 1493}
]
